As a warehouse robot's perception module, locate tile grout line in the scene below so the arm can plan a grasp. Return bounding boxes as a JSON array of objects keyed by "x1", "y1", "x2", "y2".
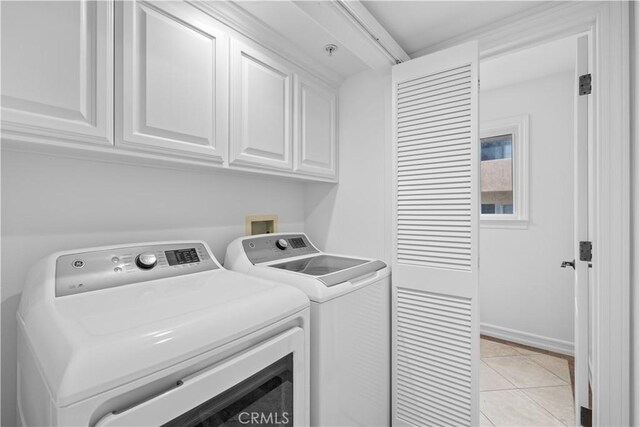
[
  {"x1": 480, "y1": 410, "x2": 496, "y2": 427},
  {"x1": 483, "y1": 355, "x2": 566, "y2": 389},
  {"x1": 523, "y1": 353, "x2": 572, "y2": 386},
  {"x1": 483, "y1": 340, "x2": 572, "y2": 387},
  {"x1": 511, "y1": 388, "x2": 568, "y2": 427},
  {"x1": 516, "y1": 384, "x2": 572, "y2": 391},
  {"x1": 519, "y1": 388, "x2": 573, "y2": 427},
  {"x1": 480, "y1": 388, "x2": 571, "y2": 427},
  {"x1": 480, "y1": 339, "x2": 574, "y2": 426},
  {"x1": 480, "y1": 359, "x2": 518, "y2": 391}
]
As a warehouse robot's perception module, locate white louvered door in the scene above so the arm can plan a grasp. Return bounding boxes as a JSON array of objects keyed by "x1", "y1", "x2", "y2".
[{"x1": 391, "y1": 41, "x2": 479, "y2": 427}]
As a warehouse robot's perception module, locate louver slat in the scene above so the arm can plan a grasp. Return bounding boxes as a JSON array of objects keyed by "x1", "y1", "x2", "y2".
[
  {"x1": 396, "y1": 64, "x2": 472, "y2": 271},
  {"x1": 396, "y1": 288, "x2": 472, "y2": 426}
]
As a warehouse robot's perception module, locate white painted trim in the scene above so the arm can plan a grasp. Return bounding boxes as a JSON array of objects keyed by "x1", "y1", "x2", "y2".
[
  {"x1": 480, "y1": 115, "x2": 530, "y2": 227},
  {"x1": 480, "y1": 323, "x2": 574, "y2": 356},
  {"x1": 631, "y1": 3, "x2": 640, "y2": 426},
  {"x1": 592, "y1": 5, "x2": 631, "y2": 425},
  {"x1": 480, "y1": 219, "x2": 528, "y2": 230},
  {"x1": 574, "y1": 33, "x2": 591, "y2": 421},
  {"x1": 411, "y1": 2, "x2": 601, "y2": 62}
]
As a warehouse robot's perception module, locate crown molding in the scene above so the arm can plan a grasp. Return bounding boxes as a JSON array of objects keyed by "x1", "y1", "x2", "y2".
[{"x1": 410, "y1": 1, "x2": 600, "y2": 60}]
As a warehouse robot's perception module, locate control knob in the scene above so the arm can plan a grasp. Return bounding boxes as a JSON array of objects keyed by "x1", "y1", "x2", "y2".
[
  {"x1": 275, "y1": 239, "x2": 288, "y2": 250},
  {"x1": 136, "y1": 252, "x2": 157, "y2": 270}
]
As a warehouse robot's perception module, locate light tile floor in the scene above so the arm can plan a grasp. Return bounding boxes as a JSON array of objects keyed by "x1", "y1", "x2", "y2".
[{"x1": 480, "y1": 338, "x2": 575, "y2": 427}]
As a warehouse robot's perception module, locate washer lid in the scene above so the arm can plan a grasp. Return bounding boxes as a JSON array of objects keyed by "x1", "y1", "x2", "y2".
[
  {"x1": 269, "y1": 255, "x2": 387, "y2": 287},
  {"x1": 18, "y1": 264, "x2": 308, "y2": 407}
]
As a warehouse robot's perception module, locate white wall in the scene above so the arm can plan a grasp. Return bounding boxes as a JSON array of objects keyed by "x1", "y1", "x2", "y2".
[
  {"x1": 305, "y1": 68, "x2": 391, "y2": 263},
  {"x1": 307, "y1": 64, "x2": 577, "y2": 355},
  {"x1": 479, "y1": 72, "x2": 575, "y2": 353},
  {"x1": 0, "y1": 150, "x2": 306, "y2": 426}
]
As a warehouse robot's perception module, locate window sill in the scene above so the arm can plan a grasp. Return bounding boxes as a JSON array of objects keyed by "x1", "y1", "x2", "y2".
[{"x1": 480, "y1": 218, "x2": 529, "y2": 229}]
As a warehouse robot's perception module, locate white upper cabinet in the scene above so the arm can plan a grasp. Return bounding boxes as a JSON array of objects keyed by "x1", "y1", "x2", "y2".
[
  {"x1": 1, "y1": 1, "x2": 338, "y2": 181},
  {"x1": 294, "y1": 75, "x2": 337, "y2": 179},
  {"x1": 229, "y1": 39, "x2": 293, "y2": 171},
  {"x1": 1, "y1": 0, "x2": 113, "y2": 146},
  {"x1": 116, "y1": 1, "x2": 228, "y2": 163}
]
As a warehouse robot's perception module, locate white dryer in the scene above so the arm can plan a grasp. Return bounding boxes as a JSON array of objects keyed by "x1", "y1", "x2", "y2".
[
  {"x1": 225, "y1": 233, "x2": 391, "y2": 427},
  {"x1": 17, "y1": 241, "x2": 310, "y2": 427}
]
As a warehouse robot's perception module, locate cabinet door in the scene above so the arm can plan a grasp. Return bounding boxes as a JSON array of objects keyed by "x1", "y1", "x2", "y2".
[
  {"x1": 230, "y1": 39, "x2": 293, "y2": 171},
  {"x1": 294, "y1": 75, "x2": 337, "y2": 179},
  {"x1": 117, "y1": 1, "x2": 228, "y2": 163},
  {"x1": 1, "y1": 1, "x2": 113, "y2": 146}
]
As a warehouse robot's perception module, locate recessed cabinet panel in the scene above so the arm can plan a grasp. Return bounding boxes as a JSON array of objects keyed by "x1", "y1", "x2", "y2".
[
  {"x1": 294, "y1": 76, "x2": 337, "y2": 178},
  {"x1": 230, "y1": 40, "x2": 292, "y2": 170},
  {"x1": 118, "y1": 1, "x2": 228, "y2": 162},
  {"x1": 1, "y1": 0, "x2": 113, "y2": 145}
]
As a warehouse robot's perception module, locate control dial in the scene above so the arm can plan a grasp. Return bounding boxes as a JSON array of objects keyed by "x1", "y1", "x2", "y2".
[
  {"x1": 275, "y1": 239, "x2": 289, "y2": 250},
  {"x1": 136, "y1": 252, "x2": 157, "y2": 270}
]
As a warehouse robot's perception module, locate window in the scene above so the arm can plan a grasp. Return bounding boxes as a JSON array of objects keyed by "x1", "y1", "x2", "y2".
[{"x1": 480, "y1": 115, "x2": 529, "y2": 228}]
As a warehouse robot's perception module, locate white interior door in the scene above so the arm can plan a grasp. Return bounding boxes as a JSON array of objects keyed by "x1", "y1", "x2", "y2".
[
  {"x1": 574, "y1": 34, "x2": 591, "y2": 425},
  {"x1": 391, "y1": 41, "x2": 479, "y2": 426}
]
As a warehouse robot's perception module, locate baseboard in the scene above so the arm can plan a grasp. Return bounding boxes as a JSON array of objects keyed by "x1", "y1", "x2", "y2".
[{"x1": 481, "y1": 322, "x2": 574, "y2": 356}]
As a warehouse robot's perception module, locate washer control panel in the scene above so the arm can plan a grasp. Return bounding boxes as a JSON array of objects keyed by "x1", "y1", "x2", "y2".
[
  {"x1": 56, "y1": 243, "x2": 218, "y2": 297},
  {"x1": 242, "y1": 234, "x2": 318, "y2": 264}
]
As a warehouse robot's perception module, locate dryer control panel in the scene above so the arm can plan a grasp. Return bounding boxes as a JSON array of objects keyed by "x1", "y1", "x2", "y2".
[
  {"x1": 56, "y1": 243, "x2": 218, "y2": 297},
  {"x1": 242, "y1": 234, "x2": 318, "y2": 264}
]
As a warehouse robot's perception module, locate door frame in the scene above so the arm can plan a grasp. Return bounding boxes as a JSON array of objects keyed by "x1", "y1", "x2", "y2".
[{"x1": 409, "y1": 2, "x2": 631, "y2": 425}]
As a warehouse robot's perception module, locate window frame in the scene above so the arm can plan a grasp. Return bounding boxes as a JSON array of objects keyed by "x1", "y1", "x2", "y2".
[{"x1": 480, "y1": 115, "x2": 529, "y2": 229}]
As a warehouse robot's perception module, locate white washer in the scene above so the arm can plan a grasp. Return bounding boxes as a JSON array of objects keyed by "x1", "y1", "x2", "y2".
[
  {"x1": 225, "y1": 233, "x2": 391, "y2": 427},
  {"x1": 17, "y1": 241, "x2": 310, "y2": 427}
]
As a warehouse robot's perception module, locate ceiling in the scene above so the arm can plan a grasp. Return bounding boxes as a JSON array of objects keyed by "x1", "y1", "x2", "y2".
[
  {"x1": 232, "y1": 1, "x2": 560, "y2": 82},
  {"x1": 361, "y1": 1, "x2": 550, "y2": 56},
  {"x1": 233, "y1": 1, "x2": 370, "y2": 78},
  {"x1": 480, "y1": 35, "x2": 576, "y2": 92}
]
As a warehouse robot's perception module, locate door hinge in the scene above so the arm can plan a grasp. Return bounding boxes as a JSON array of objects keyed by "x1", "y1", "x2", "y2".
[
  {"x1": 580, "y1": 406, "x2": 592, "y2": 427},
  {"x1": 580, "y1": 241, "x2": 593, "y2": 262},
  {"x1": 579, "y1": 74, "x2": 592, "y2": 95}
]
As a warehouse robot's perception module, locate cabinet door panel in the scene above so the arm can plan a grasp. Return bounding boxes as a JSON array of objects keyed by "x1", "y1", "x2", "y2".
[
  {"x1": 1, "y1": 0, "x2": 113, "y2": 145},
  {"x1": 294, "y1": 75, "x2": 337, "y2": 178},
  {"x1": 230, "y1": 40, "x2": 292, "y2": 170},
  {"x1": 118, "y1": 1, "x2": 227, "y2": 162}
]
